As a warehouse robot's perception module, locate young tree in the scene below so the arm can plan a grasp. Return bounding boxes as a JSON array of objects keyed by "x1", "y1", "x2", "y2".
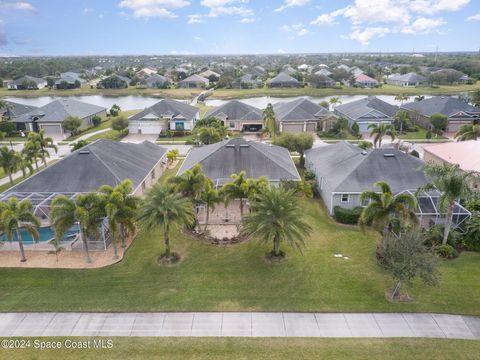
[
  {"x1": 0, "y1": 197, "x2": 40, "y2": 262},
  {"x1": 221, "y1": 171, "x2": 249, "y2": 219},
  {"x1": 166, "y1": 149, "x2": 179, "y2": 165},
  {"x1": 368, "y1": 123, "x2": 396, "y2": 148},
  {"x1": 110, "y1": 104, "x2": 121, "y2": 116},
  {"x1": 137, "y1": 183, "x2": 194, "y2": 260},
  {"x1": 201, "y1": 182, "x2": 221, "y2": 232},
  {"x1": 329, "y1": 97, "x2": 342, "y2": 109},
  {"x1": 111, "y1": 115, "x2": 129, "y2": 133},
  {"x1": 263, "y1": 103, "x2": 276, "y2": 138},
  {"x1": 359, "y1": 181, "x2": 418, "y2": 240},
  {"x1": 91, "y1": 115, "x2": 102, "y2": 127},
  {"x1": 62, "y1": 116, "x2": 83, "y2": 136},
  {"x1": 378, "y1": 230, "x2": 439, "y2": 300},
  {"x1": 241, "y1": 187, "x2": 312, "y2": 258},
  {"x1": 394, "y1": 94, "x2": 410, "y2": 105},
  {"x1": 273, "y1": 132, "x2": 313, "y2": 167},
  {"x1": 419, "y1": 163, "x2": 475, "y2": 245},
  {"x1": 454, "y1": 124, "x2": 480, "y2": 141},
  {"x1": 430, "y1": 113, "x2": 448, "y2": 137}
]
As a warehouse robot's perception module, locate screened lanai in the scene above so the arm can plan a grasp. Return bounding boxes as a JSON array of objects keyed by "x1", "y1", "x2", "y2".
[{"x1": 397, "y1": 189, "x2": 472, "y2": 232}]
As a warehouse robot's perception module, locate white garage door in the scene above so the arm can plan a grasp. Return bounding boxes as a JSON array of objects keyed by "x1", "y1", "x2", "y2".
[
  {"x1": 138, "y1": 124, "x2": 163, "y2": 134},
  {"x1": 282, "y1": 123, "x2": 304, "y2": 132},
  {"x1": 39, "y1": 124, "x2": 63, "y2": 135}
]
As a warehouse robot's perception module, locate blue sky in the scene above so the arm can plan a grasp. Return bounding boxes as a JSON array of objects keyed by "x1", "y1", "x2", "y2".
[{"x1": 0, "y1": 0, "x2": 479, "y2": 56}]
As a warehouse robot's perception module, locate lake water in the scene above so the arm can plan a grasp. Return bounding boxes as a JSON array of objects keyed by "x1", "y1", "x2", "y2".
[{"x1": 6, "y1": 94, "x2": 434, "y2": 111}]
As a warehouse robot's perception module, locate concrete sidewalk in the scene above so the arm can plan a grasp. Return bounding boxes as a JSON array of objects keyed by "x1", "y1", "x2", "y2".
[{"x1": 1, "y1": 312, "x2": 479, "y2": 339}]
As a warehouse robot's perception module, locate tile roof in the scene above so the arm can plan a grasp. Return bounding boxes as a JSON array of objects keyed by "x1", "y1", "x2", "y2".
[{"x1": 423, "y1": 140, "x2": 480, "y2": 172}]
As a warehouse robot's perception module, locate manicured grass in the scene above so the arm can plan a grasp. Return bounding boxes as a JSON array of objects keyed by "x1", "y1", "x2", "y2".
[
  {"x1": 86, "y1": 129, "x2": 126, "y2": 142},
  {"x1": 2, "y1": 82, "x2": 480, "y2": 100},
  {"x1": 1, "y1": 338, "x2": 480, "y2": 360},
  {"x1": 0, "y1": 162, "x2": 479, "y2": 314},
  {"x1": 397, "y1": 127, "x2": 448, "y2": 140}
]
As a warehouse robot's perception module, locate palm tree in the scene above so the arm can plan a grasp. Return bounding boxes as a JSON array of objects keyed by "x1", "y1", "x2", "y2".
[
  {"x1": 137, "y1": 183, "x2": 194, "y2": 258},
  {"x1": 245, "y1": 176, "x2": 269, "y2": 203},
  {"x1": 263, "y1": 103, "x2": 276, "y2": 138},
  {"x1": 454, "y1": 124, "x2": 480, "y2": 141},
  {"x1": 418, "y1": 163, "x2": 474, "y2": 245},
  {"x1": 0, "y1": 146, "x2": 31, "y2": 185},
  {"x1": 0, "y1": 197, "x2": 40, "y2": 262},
  {"x1": 22, "y1": 137, "x2": 42, "y2": 169},
  {"x1": 241, "y1": 187, "x2": 312, "y2": 257},
  {"x1": 169, "y1": 164, "x2": 209, "y2": 225},
  {"x1": 359, "y1": 181, "x2": 418, "y2": 239},
  {"x1": 99, "y1": 180, "x2": 138, "y2": 258},
  {"x1": 200, "y1": 182, "x2": 221, "y2": 232},
  {"x1": 221, "y1": 171, "x2": 249, "y2": 219},
  {"x1": 368, "y1": 123, "x2": 396, "y2": 148},
  {"x1": 50, "y1": 193, "x2": 105, "y2": 263},
  {"x1": 414, "y1": 95, "x2": 425, "y2": 102},
  {"x1": 393, "y1": 111, "x2": 410, "y2": 133},
  {"x1": 329, "y1": 97, "x2": 342, "y2": 110},
  {"x1": 29, "y1": 130, "x2": 58, "y2": 166},
  {"x1": 394, "y1": 94, "x2": 410, "y2": 105}
]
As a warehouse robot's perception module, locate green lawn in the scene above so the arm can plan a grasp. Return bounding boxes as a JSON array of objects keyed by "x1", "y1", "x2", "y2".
[
  {"x1": 0, "y1": 162, "x2": 479, "y2": 314},
  {"x1": 1, "y1": 338, "x2": 479, "y2": 360},
  {"x1": 397, "y1": 127, "x2": 448, "y2": 140},
  {"x1": 86, "y1": 129, "x2": 126, "y2": 142}
]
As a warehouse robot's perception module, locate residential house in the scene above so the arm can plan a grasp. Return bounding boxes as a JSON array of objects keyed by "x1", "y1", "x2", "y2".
[
  {"x1": 1, "y1": 101, "x2": 38, "y2": 121},
  {"x1": 334, "y1": 96, "x2": 398, "y2": 132},
  {"x1": 55, "y1": 72, "x2": 87, "y2": 89},
  {"x1": 423, "y1": 141, "x2": 480, "y2": 191},
  {"x1": 267, "y1": 72, "x2": 300, "y2": 88},
  {"x1": 274, "y1": 98, "x2": 336, "y2": 132},
  {"x1": 309, "y1": 74, "x2": 336, "y2": 88},
  {"x1": 401, "y1": 96, "x2": 480, "y2": 133},
  {"x1": 305, "y1": 142, "x2": 470, "y2": 229},
  {"x1": 315, "y1": 68, "x2": 332, "y2": 77},
  {"x1": 142, "y1": 74, "x2": 169, "y2": 88},
  {"x1": 7, "y1": 76, "x2": 47, "y2": 90},
  {"x1": 136, "y1": 67, "x2": 157, "y2": 78},
  {"x1": 12, "y1": 98, "x2": 107, "y2": 137},
  {"x1": 128, "y1": 99, "x2": 199, "y2": 134},
  {"x1": 238, "y1": 74, "x2": 262, "y2": 88},
  {"x1": 349, "y1": 66, "x2": 364, "y2": 76},
  {"x1": 204, "y1": 100, "x2": 264, "y2": 132},
  {"x1": 386, "y1": 72, "x2": 427, "y2": 87},
  {"x1": 178, "y1": 74, "x2": 209, "y2": 88},
  {"x1": 199, "y1": 69, "x2": 221, "y2": 80},
  {"x1": 352, "y1": 74, "x2": 378, "y2": 88},
  {"x1": 297, "y1": 63, "x2": 310, "y2": 72},
  {"x1": 252, "y1": 65, "x2": 266, "y2": 77}
]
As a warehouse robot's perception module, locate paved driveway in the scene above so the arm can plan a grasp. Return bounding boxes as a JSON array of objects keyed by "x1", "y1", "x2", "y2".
[{"x1": 122, "y1": 134, "x2": 158, "y2": 143}]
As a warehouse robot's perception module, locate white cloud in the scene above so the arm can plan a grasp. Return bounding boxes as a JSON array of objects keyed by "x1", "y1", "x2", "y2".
[
  {"x1": 187, "y1": 14, "x2": 203, "y2": 23},
  {"x1": 409, "y1": 0, "x2": 470, "y2": 14},
  {"x1": 274, "y1": 0, "x2": 310, "y2": 12},
  {"x1": 345, "y1": 26, "x2": 390, "y2": 45},
  {"x1": 119, "y1": 0, "x2": 190, "y2": 19},
  {"x1": 240, "y1": 17, "x2": 255, "y2": 23},
  {"x1": 0, "y1": 1, "x2": 36, "y2": 12},
  {"x1": 282, "y1": 23, "x2": 309, "y2": 37},
  {"x1": 402, "y1": 17, "x2": 445, "y2": 34},
  {"x1": 200, "y1": 0, "x2": 253, "y2": 18},
  {"x1": 310, "y1": 8, "x2": 346, "y2": 25},
  {"x1": 193, "y1": 36, "x2": 201, "y2": 40},
  {"x1": 467, "y1": 13, "x2": 480, "y2": 21}
]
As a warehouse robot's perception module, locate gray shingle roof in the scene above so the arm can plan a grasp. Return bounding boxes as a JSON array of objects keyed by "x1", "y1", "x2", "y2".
[
  {"x1": 401, "y1": 96, "x2": 480, "y2": 117},
  {"x1": 306, "y1": 141, "x2": 428, "y2": 193},
  {"x1": 268, "y1": 72, "x2": 299, "y2": 85},
  {"x1": 204, "y1": 100, "x2": 263, "y2": 121},
  {"x1": 13, "y1": 98, "x2": 106, "y2": 123},
  {"x1": 129, "y1": 99, "x2": 199, "y2": 121},
  {"x1": 273, "y1": 98, "x2": 331, "y2": 121},
  {"x1": 1, "y1": 101, "x2": 38, "y2": 119},
  {"x1": 145, "y1": 74, "x2": 167, "y2": 84},
  {"x1": 389, "y1": 72, "x2": 427, "y2": 83},
  {"x1": 9, "y1": 75, "x2": 46, "y2": 86},
  {"x1": 335, "y1": 96, "x2": 398, "y2": 120},
  {"x1": 5, "y1": 140, "x2": 167, "y2": 194},
  {"x1": 178, "y1": 138, "x2": 300, "y2": 183},
  {"x1": 179, "y1": 74, "x2": 209, "y2": 84}
]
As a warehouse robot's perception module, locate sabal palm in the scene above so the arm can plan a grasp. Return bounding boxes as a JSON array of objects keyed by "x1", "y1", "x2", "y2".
[
  {"x1": 241, "y1": 187, "x2": 312, "y2": 256},
  {"x1": 368, "y1": 123, "x2": 396, "y2": 148},
  {"x1": 201, "y1": 182, "x2": 221, "y2": 231},
  {"x1": 0, "y1": 146, "x2": 31, "y2": 184},
  {"x1": 359, "y1": 181, "x2": 418, "y2": 238},
  {"x1": 0, "y1": 197, "x2": 40, "y2": 262},
  {"x1": 329, "y1": 97, "x2": 342, "y2": 109},
  {"x1": 137, "y1": 183, "x2": 194, "y2": 257},
  {"x1": 221, "y1": 171, "x2": 249, "y2": 219},
  {"x1": 454, "y1": 124, "x2": 480, "y2": 141},
  {"x1": 419, "y1": 163, "x2": 474, "y2": 245},
  {"x1": 394, "y1": 94, "x2": 410, "y2": 105},
  {"x1": 30, "y1": 130, "x2": 58, "y2": 166},
  {"x1": 99, "y1": 180, "x2": 138, "y2": 258},
  {"x1": 22, "y1": 137, "x2": 42, "y2": 169},
  {"x1": 50, "y1": 193, "x2": 105, "y2": 263}
]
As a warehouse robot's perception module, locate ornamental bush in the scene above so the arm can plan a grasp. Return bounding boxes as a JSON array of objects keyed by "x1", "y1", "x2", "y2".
[{"x1": 333, "y1": 206, "x2": 363, "y2": 225}]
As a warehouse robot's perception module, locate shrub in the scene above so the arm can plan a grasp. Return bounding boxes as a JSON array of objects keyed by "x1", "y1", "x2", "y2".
[
  {"x1": 62, "y1": 116, "x2": 83, "y2": 136},
  {"x1": 423, "y1": 224, "x2": 459, "y2": 248},
  {"x1": 463, "y1": 212, "x2": 480, "y2": 251},
  {"x1": 304, "y1": 170, "x2": 316, "y2": 181},
  {"x1": 435, "y1": 244, "x2": 457, "y2": 259},
  {"x1": 0, "y1": 122, "x2": 16, "y2": 136},
  {"x1": 111, "y1": 115, "x2": 129, "y2": 132},
  {"x1": 91, "y1": 115, "x2": 102, "y2": 127},
  {"x1": 358, "y1": 140, "x2": 373, "y2": 150},
  {"x1": 333, "y1": 206, "x2": 363, "y2": 225}
]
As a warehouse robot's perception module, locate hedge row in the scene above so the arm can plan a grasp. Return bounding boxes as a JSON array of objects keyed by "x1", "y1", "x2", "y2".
[{"x1": 333, "y1": 206, "x2": 363, "y2": 225}]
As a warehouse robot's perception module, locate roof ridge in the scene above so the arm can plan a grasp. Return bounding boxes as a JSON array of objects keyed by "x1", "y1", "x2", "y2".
[
  {"x1": 250, "y1": 142, "x2": 298, "y2": 178},
  {"x1": 88, "y1": 143, "x2": 122, "y2": 185}
]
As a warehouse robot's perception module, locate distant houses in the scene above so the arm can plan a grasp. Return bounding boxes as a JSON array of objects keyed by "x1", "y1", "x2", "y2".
[
  {"x1": 55, "y1": 72, "x2": 87, "y2": 89},
  {"x1": 7, "y1": 76, "x2": 47, "y2": 90},
  {"x1": 351, "y1": 74, "x2": 378, "y2": 88},
  {"x1": 267, "y1": 72, "x2": 300, "y2": 88},
  {"x1": 128, "y1": 99, "x2": 199, "y2": 134},
  {"x1": 178, "y1": 74, "x2": 209, "y2": 88},
  {"x1": 401, "y1": 96, "x2": 480, "y2": 133},
  {"x1": 11, "y1": 98, "x2": 107, "y2": 137},
  {"x1": 386, "y1": 72, "x2": 427, "y2": 87},
  {"x1": 205, "y1": 100, "x2": 264, "y2": 132},
  {"x1": 334, "y1": 96, "x2": 397, "y2": 132},
  {"x1": 142, "y1": 74, "x2": 169, "y2": 88}
]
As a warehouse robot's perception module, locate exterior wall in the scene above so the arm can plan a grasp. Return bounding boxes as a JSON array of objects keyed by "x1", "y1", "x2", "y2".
[
  {"x1": 356, "y1": 119, "x2": 393, "y2": 132},
  {"x1": 169, "y1": 119, "x2": 194, "y2": 131},
  {"x1": 133, "y1": 155, "x2": 168, "y2": 197},
  {"x1": 404, "y1": 109, "x2": 474, "y2": 132},
  {"x1": 331, "y1": 193, "x2": 362, "y2": 211}
]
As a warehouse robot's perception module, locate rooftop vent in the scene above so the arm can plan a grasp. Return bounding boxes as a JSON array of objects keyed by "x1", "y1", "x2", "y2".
[
  {"x1": 361, "y1": 150, "x2": 367, "y2": 155},
  {"x1": 239, "y1": 144, "x2": 249, "y2": 148},
  {"x1": 384, "y1": 153, "x2": 395, "y2": 158},
  {"x1": 79, "y1": 150, "x2": 91, "y2": 155},
  {"x1": 226, "y1": 144, "x2": 236, "y2": 148}
]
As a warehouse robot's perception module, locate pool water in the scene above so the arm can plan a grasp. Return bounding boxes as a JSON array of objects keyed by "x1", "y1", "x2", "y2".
[{"x1": 0, "y1": 225, "x2": 79, "y2": 244}]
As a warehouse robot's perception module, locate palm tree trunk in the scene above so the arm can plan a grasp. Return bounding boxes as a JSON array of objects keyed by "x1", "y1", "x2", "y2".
[
  {"x1": 8, "y1": 173, "x2": 13, "y2": 185},
  {"x1": 16, "y1": 228, "x2": 27, "y2": 262},
  {"x1": 273, "y1": 234, "x2": 280, "y2": 256},
  {"x1": 204, "y1": 205, "x2": 210, "y2": 232},
  {"x1": 113, "y1": 237, "x2": 119, "y2": 260},
  {"x1": 383, "y1": 222, "x2": 390, "y2": 241},
  {"x1": 239, "y1": 198, "x2": 244, "y2": 219},
  {"x1": 120, "y1": 224, "x2": 126, "y2": 249},
  {"x1": 442, "y1": 202, "x2": 455, "y2": 245},
  {"x1": 164, "y1": 223, "x2": 171, "y2": 257},
  {"x1": 80, "y1": 228, "x2": 92, "y2": 263}
]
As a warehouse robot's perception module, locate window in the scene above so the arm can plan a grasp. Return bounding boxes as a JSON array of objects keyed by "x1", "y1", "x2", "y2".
[
  {"x1": 340, "y1": 194, "x2": 350, "y2": 203},
  {"x1": 361, "y1": 197, "x2": 370, "y2": 207},
  {"x1": 175, "y1": 122, "x2": 185, "y2": 130},
  {"x1": 229, "y1": 121, "x2": 235, "y2": 128}
]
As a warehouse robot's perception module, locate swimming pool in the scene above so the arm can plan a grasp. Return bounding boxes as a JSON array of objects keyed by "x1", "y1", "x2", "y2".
[{"x1": 0, "y1": 225, "x2": 79, "y2": 244}]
